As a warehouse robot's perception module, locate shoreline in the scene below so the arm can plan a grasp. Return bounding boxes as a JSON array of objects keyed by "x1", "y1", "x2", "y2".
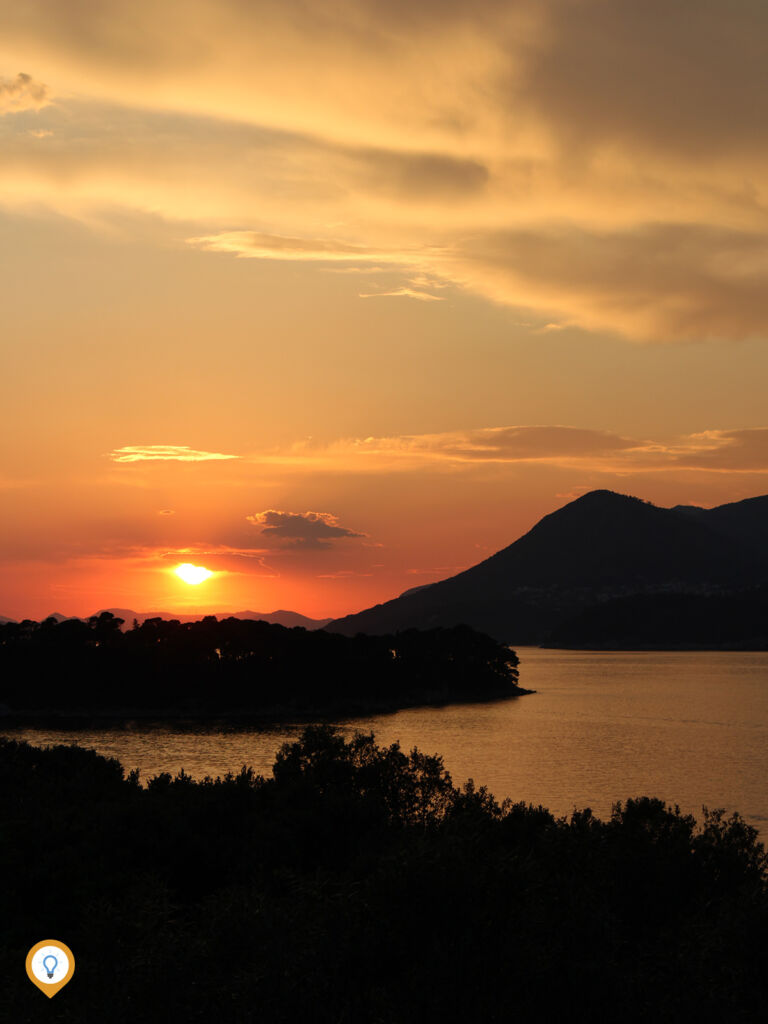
[{"x1": 0, "y1": 684, "x2": 535, "y2": 731}]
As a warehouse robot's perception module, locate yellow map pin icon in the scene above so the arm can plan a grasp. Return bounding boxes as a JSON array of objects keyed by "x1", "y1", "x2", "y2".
[{"x1": 26, "y1": 940, "x2": 75, "y2": 998}]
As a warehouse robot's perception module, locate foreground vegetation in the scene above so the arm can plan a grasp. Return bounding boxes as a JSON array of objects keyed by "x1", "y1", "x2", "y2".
[
  {"x1": 2, "y1": 729, "x2": 767, "y2": 1022},
  {"x1": 0, "y1": 613, "x2": 527, "y2": 718}
]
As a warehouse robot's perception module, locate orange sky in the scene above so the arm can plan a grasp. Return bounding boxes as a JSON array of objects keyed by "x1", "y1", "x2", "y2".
[{"x1": 2, "y1": 1, "x2": 768, "y2": 620}]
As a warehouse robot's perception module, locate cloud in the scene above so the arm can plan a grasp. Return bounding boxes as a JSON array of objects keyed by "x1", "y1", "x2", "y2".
[
  {"x1": 191, "y1": 222, "x2": 768, "y2": 339},
  {"x1": 101, "y1": 426, "x2": 768, "y2": 478},
  {"x1": 110, "y1": 445, "x2": 239, "y2": 463},
  {"x1": 281, "y1": 425, "x2": 768, "y2": 476},
  {"x1": 354, "y1": 148, "x2": 488, "y2": 200},
  {"x1": 359, "y1": 271, "x2": 450, "y2": 300},
  {"x1": 190, "y1": 232, "x2": 383, "y2": 262},
  {"x1": 663, "y1": 429, "x2": 768, "y2": 472},
  {"x1": 322, "y1": 425, "x2": 643, "y2": 465},
  {"x1": 247, "y1": 510, "x2": 366, "y2": 550},
  {"x1": 157, "y1": 546, "x2": 277, "y2": 574},
  {"x1": 188, "y1": 231, "x2": 421, "y2": 265},
  {"x1": 0, "y1": 73, "x2": 51, "y2": 114},
  {"x1": 457, "y1": 426, "x2": 640, "y2": 460},
  {"x1": 359, "y1": 287, "x2": 444, "y2": 302},
  {"x1": 2, "y1": 2, "x2": 768, "y2": 341},
  {"x1": 520, "y1": 0, "x2": 768, "y2": 160},
  {"x1": 447, "y1": 223, "x2": 768, "y2": 341},
  {"x1": 0, "y1": 1, "x2": 513, "y2": 147},
  {"x1": 316, "y1": 570, "x2": 373, "y2": 579}
]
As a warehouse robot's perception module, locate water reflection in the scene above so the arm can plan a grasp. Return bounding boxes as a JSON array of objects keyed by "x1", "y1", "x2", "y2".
[{"x1": 4, "y1": 648, "x2": 768, "y2": 826}]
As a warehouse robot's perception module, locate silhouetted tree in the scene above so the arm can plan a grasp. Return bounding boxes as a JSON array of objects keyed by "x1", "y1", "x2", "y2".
[
  {"x1": 1, "y1": 728, "x2": 767, "y2": 1022},
  {"x1": 0, "y1": 616, "x2": 526, "y2": 715}
]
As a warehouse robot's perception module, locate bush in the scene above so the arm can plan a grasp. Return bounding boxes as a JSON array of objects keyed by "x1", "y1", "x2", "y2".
[{"x1": 1, "y1": 728, "x2": 767, "y2": 1022}]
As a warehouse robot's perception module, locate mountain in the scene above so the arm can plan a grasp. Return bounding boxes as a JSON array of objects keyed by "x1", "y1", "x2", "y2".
[
  {"x1": 3, "y1": 609, "x2": 331, "y2": 631},
  {"x1": 227, "y1": 610, "x2": 333, "y2": 630},
  {"x1": 94, "y1": 608, "x2": 332, "y2": 630},
  {"x1": 672, "y1": 494, "x2": 768, "y2": 560},
  {"x1": 327, "y1": 490, "x2": 768, "y2": 643},
  {"x1": 547, "y1": 588, "x2": 768, "y2": 650}
]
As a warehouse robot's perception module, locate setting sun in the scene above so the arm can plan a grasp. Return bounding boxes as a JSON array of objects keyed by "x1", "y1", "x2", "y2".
[{"x1": 173, "y1": 563, "x2": 214, "y2": 585}]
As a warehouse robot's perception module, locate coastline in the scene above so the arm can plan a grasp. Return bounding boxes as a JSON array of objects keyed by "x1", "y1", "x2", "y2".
[{"x1": 0, "y1": 683, "x2": 535, "y2": 731}]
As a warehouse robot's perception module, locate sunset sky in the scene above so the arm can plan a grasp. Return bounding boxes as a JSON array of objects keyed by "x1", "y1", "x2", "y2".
[{"x1": 2, "y1": 1, "x2": 768, "y2": 620}]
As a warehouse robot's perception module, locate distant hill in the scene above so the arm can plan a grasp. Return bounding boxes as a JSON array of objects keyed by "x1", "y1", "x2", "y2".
[
  {"x1": 547, "y1": 588, "x2": 768, "y2": 650},
  {"x1": 672, "y1": 494, "x2": 768, "y2": 559},
  {"x1": 6, "y1": 606, "x2": 331, "y2": 630},
  {"x1": 94, "y1": 608, "x2": 333, "y2": 630},
  {"x1": 18, "y1": 609, "x2": 331, "y2": 630},
  {"x1": 328, "y1": 490, "x2": 768, "y2": 644}
]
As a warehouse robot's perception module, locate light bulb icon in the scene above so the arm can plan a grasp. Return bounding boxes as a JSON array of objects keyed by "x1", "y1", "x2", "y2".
[{"x1": 26, "y1": 940, "x2": 75, "y2": 997}]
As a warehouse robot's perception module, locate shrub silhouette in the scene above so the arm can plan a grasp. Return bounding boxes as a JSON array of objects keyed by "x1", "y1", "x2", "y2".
[{"x1": 2, "y1": 727, "x2": 768, "y2": 1022}]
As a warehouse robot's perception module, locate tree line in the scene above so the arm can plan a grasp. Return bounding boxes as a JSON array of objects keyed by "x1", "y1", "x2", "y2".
[
  {"x1": 0, "y1": 613, "x2": 524, "y2": 714},
  {"x1": 1, "y1": 727, "x2": 767, "y2": 1022}
]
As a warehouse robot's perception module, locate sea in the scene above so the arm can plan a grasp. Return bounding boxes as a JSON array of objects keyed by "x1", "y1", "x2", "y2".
[{"x1": 4, "y1": 648, "x2": 768, "y2": 829}]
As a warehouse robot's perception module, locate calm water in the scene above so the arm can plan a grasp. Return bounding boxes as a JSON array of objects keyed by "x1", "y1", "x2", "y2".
[{"x1": 5, "y1": 649, "x2": 768, "y2": 827}]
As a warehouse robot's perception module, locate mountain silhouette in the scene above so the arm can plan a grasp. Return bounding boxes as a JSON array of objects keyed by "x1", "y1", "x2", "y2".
[
  {"x1": 672, "y1": 494, "x2": 768, "y2": 559},
  {"x1": 95, "y1": 608, "x2": 333, "y2": 630},
  {"x1": 22, "y1": 609, "x2": 332, "y2": 630},
  {"x1": 327, "y1": 490, "x2": 768, "y2": 643}
]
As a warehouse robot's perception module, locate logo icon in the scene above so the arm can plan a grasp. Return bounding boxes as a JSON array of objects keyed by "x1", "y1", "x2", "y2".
[{"x1": 26, "y1": 940, "x2": 75, "y2": 998}]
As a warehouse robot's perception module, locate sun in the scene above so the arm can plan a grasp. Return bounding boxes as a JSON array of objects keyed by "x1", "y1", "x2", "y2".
[{"x1": 173, "y1": 562, "x2": 214, "y2": 585}]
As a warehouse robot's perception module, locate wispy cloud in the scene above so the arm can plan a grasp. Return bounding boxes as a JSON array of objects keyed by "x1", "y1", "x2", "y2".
[
  {"x1": 187, "y1": 231, "x2": 414, "y2": 264},
  {"x1": 3, "y1": 3, "x2": 768, "y2": 341},
  {"x1": 316, "y1": 570, "x2": 374, "y2": 579},
  {"x1": 276, "y1": 426, "x2": 768, "y2": 475},
  {"x1": 157, "y1": 546, "x2": 277, "y2": 574},
  {"x1": 448, "y1": 223, "x2": 768, "y2": 342},
  {"x1": 0, "y1": 73, "x2": 51, "y2": 115},
  {"x1": 306, "y1": 426, "x2": 644, "y2": 466},
  {"x1": 104, "y1": 427, "x2": 768, "y2": 476},
  {"x1": 110, "y1": 445, "x2": 239, "y2": 463},
  {"x1": 359, "y1": 287, "x2": 444, "y2": 302},
  {"x1": 661, "y1": 429, "x2": 768, "y2": 472}
]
